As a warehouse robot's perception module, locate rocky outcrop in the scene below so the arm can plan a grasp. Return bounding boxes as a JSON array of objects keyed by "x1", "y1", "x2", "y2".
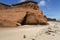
[
  {"x1": 44, "y1": 15, "x2": 56, "y2": 21},
  {"x1": 0, "y1": 1, "x2": 48, "y2": 27},
  {"x1": 47, "y1": 18, "x2": 56, "y2": 21}
]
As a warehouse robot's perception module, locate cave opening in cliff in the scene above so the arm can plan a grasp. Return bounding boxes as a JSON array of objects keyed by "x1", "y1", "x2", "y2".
[{"x1": 21, "y1": 12, "x2": 28, "y2": 25}]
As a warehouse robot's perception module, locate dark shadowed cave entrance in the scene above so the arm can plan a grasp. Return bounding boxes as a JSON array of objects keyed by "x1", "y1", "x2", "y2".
[{"x1": 21, "y1": 12, "x2": 28, "y2": 25}]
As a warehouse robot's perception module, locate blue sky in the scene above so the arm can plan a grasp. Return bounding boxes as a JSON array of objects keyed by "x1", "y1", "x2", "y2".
[{"x1": 0, "y1": 0, "x2": 60, "y2": 20}]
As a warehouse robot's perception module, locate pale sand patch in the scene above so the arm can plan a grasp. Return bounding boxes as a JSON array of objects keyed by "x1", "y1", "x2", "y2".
[{"x1": 0, "y1": 21, "x2": 60, "y2": 40}]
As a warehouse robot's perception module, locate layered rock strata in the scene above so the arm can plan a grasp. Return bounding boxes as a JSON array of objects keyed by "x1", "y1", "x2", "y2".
[{"x1": 0, "y1": 1, "x2": 48, "y2": 27}]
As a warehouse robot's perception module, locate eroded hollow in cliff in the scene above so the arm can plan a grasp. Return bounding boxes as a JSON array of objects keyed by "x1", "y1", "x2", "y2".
[
  {"x1": 20, "y1": 11, "x2": 38, "y2": 25},
  {"x1": 21, "y1": 12, "x2": 28, "y2": 25}
]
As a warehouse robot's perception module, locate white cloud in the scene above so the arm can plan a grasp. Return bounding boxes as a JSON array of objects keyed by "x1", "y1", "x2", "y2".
[
  {"x1": 38, "y1": 0, "x2": 46, "y2": 6},
  {"x1": 20, "y1": 0, "x2": 26, "y2": 2}
]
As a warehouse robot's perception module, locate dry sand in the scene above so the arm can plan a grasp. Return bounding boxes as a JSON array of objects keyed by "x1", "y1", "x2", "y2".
[{"x1": 0, "y1": 21, "x2": 60, "y2": 40}]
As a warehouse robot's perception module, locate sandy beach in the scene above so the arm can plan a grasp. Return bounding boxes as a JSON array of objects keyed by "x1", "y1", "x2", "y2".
[{"x1": 0, "y1": 21, "x2": 60, "y2": 40}]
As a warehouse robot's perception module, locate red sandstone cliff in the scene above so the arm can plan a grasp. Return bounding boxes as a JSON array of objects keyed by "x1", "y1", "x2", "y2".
[{"x1": 0, "y1": 1, "x2": 48, "y2": 27}]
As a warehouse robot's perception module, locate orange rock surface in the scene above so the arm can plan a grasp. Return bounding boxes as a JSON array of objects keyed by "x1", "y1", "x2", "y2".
[{"x1": 0, "y1": 1, "x2": 48, "y2": 27}]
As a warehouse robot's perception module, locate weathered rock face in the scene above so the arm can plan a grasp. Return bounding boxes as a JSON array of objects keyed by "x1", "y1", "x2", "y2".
[
  {"x1": 25, "y1": 10, "x2": 48, "y2": 25},
  {"x1": 0, "y1": 1, "x2": 48, "y2": 27},
  {"x1": 0, "y1": 3, "x2": 10, "y2": 10}
]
